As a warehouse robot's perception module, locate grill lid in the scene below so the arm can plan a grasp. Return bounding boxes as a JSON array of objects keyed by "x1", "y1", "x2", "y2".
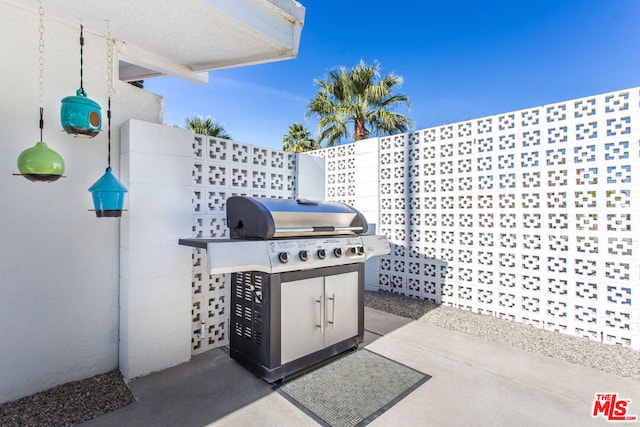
[{"x1": 226, "y1": 196, "x2": 369, "y2": 239}]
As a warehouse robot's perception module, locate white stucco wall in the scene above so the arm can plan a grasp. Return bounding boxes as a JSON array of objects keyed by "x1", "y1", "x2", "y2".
[{"x1": 0, "y1": 3, "x2": 162, "y2": 403}]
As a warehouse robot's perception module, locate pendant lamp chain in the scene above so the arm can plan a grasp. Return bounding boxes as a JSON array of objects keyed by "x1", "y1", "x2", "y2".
[
  {"x1": 79, "y1": 24, "x2": 85, "y2": 94},
  {"x1": 106, "y1": 21, "x2": 114, "y2": 95},
  {"x1": 38, "y1": 0, "x2": 45, "y2": 141},
  {"x1": 107, "y1": 98, "x2": 112, "y2": 168},
  {"x1": 15, "y1": 0, "x2": 65, "y2": 182},
  {"x1": 106, "y1": 20, "x2": 113, "y2": 169}
]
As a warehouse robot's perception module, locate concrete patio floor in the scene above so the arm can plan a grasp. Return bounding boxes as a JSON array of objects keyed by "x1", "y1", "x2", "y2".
[{"x1": 82, "y1": 307, "x2": 640, "y2": 426}]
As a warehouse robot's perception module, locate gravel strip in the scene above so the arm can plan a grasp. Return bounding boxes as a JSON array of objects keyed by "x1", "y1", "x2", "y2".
[
  {"x1": 365, "y1": 290, "x2": 640, "y2": 382},
  {"x1": 0, "y1": 370, "x2": 134, "y2": 427}
]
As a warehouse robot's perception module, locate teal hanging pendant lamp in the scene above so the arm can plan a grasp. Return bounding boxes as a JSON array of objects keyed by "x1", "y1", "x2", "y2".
[
  {"x1": 61, "y1": 25, "x2": 102, "y2": 138},
  {"x1": 14, "y1": 1, "x2": 66, "y2": 182},
  {"x1": 89, "y1": 98, "x2": 127, "y2": 217}
]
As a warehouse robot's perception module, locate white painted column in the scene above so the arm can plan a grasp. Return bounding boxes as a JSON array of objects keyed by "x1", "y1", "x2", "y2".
[
  {"x1": 119, "y1": 119, "x2": 193, "y2": 379},
  {"x1": 296, "y1": 153, "x2": 326, "y2": 200},
  {"x1": 353, "y1": 138, "x2": 382, "y2": 292}
]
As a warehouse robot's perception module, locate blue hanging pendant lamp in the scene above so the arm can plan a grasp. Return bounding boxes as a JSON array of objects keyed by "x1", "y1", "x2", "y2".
[
  {"x1": 61, "y1": 25, "x2": 102, "y2": 138},
  {"x1": 88, "y1": 97, "x2": 127, "y2": 217}
]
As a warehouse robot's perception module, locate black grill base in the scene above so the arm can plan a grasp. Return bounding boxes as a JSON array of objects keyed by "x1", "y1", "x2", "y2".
[
  {"x1": 230, "y1": 337, "x2": 359, "y2": 383},
  {"x1": 230, "y1": 264, "x2": 364, "y2": 383}
]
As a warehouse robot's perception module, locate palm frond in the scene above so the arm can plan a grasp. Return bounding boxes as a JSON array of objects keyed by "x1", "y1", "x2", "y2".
[
  {"x1": 185, "y1": 114, "x2": 232, "y2": 139},
  {"x1": 306, "y1": 61, "x2": 412, "y2": 144}
]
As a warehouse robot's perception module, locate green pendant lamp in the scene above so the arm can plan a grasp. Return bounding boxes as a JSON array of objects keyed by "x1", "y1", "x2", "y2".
[
  {"x1": 88, "y1": 98, "x2": 127, "y2": 217},
  {"x1": 16, "y1": 108, "x2": 65, "y2": 182},
  {"x1": 61, "y1": 25, "x2": 102, "y2": 138},
  {"x1": 14, "y1": 1, "x2": 65, "y2": 182}
]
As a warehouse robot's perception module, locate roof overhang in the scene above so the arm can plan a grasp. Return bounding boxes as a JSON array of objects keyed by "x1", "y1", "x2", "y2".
[{"x1": 9, "y1": 0, "x2": 305, "y2": 84}]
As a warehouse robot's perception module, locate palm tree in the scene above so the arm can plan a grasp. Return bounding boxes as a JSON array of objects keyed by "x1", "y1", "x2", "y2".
[
  {"x1": 282, "y1": 123, "x2": 320, "y2": 152},
  {"x1": 185, "y1": 115, "x2": 232, "y2": 139},
  {"x1": 306, "y1": 60, "x2": 412, "y2": 146}
]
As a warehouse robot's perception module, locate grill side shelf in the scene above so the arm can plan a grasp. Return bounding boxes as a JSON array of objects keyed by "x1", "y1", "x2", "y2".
[
  {"x1": 178, "y1": 238, "x2": 211, "y2": 249},
  {"x1": 178, "y1": 239, "x2": 273, "y2": 274}
]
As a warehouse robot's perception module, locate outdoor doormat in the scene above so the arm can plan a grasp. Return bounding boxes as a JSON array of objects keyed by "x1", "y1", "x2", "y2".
[{"x1": 276, "y1": 349, "x2": 430, "y2": 427}]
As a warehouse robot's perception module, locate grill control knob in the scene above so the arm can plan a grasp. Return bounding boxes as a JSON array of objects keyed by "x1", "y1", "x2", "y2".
[
  {"x1": 333, "y1": 247, "x2": 344, "y2": 258},
  {"x1": 317, "y1": 248, "x2": 328, "y2": 259},
  {"x1": 299, "y1": 250, "x2": 310, "y2": 261},
  {"x1": 347, "y1": 246, "x2": 358, "y2": 257},
  {"x1": 357, "y1": 246, "x2": 365, "y2": 255},
  {"x1": 278, "y1": 251, "x2": 291, "y2": 263}
]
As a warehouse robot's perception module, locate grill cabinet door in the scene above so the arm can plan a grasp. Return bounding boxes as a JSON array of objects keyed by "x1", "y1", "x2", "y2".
[
  {"x1": 324, "y1": 271, "x2": 359, "y2": 347},
  {"x1": 280, "y1": 270, "x2": 360, "y2": 365},
  {"x1": 280, "y1": 277, "x2": 325, "y2": 364}
]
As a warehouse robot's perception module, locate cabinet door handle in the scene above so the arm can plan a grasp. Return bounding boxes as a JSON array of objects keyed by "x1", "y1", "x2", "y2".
[
  {"x1": 327, "y1": 293, "x2": 336, "y2": 329},
  {"x1": 316, "y1": 296, "x2": 324, "y2": 333}
]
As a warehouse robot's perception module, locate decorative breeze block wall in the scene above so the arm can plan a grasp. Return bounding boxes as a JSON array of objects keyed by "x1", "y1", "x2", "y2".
[
  {"x1": 310, "y1": 143, "x2": 357, "y2": 206},
  {"x1": 318, "y1": 87, "x2": 640, "y2": 349},
  {"x1": 190, "y1": 136, "x2": 296, "y2": 354}
]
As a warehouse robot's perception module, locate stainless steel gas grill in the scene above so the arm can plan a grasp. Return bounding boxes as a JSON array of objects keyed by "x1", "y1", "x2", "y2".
[{"x1": 179, "y1": 196, "x2": 390, "y2": 382}]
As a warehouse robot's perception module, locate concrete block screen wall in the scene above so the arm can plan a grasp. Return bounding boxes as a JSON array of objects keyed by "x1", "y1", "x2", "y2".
[
  {"x1": 190, "y1": 136, "x2": 297, "y2": 355},
  {"x1": 122, "y1": 87, "x2": 637, "y2": 379},
  {"x1": 314, "y1": 87, "x2": 640, "y2": 350}
]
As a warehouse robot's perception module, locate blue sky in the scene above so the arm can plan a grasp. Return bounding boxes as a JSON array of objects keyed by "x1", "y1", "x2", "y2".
[{"x1": 145, "y1": 0, "x2": 640, "y2": 151}]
